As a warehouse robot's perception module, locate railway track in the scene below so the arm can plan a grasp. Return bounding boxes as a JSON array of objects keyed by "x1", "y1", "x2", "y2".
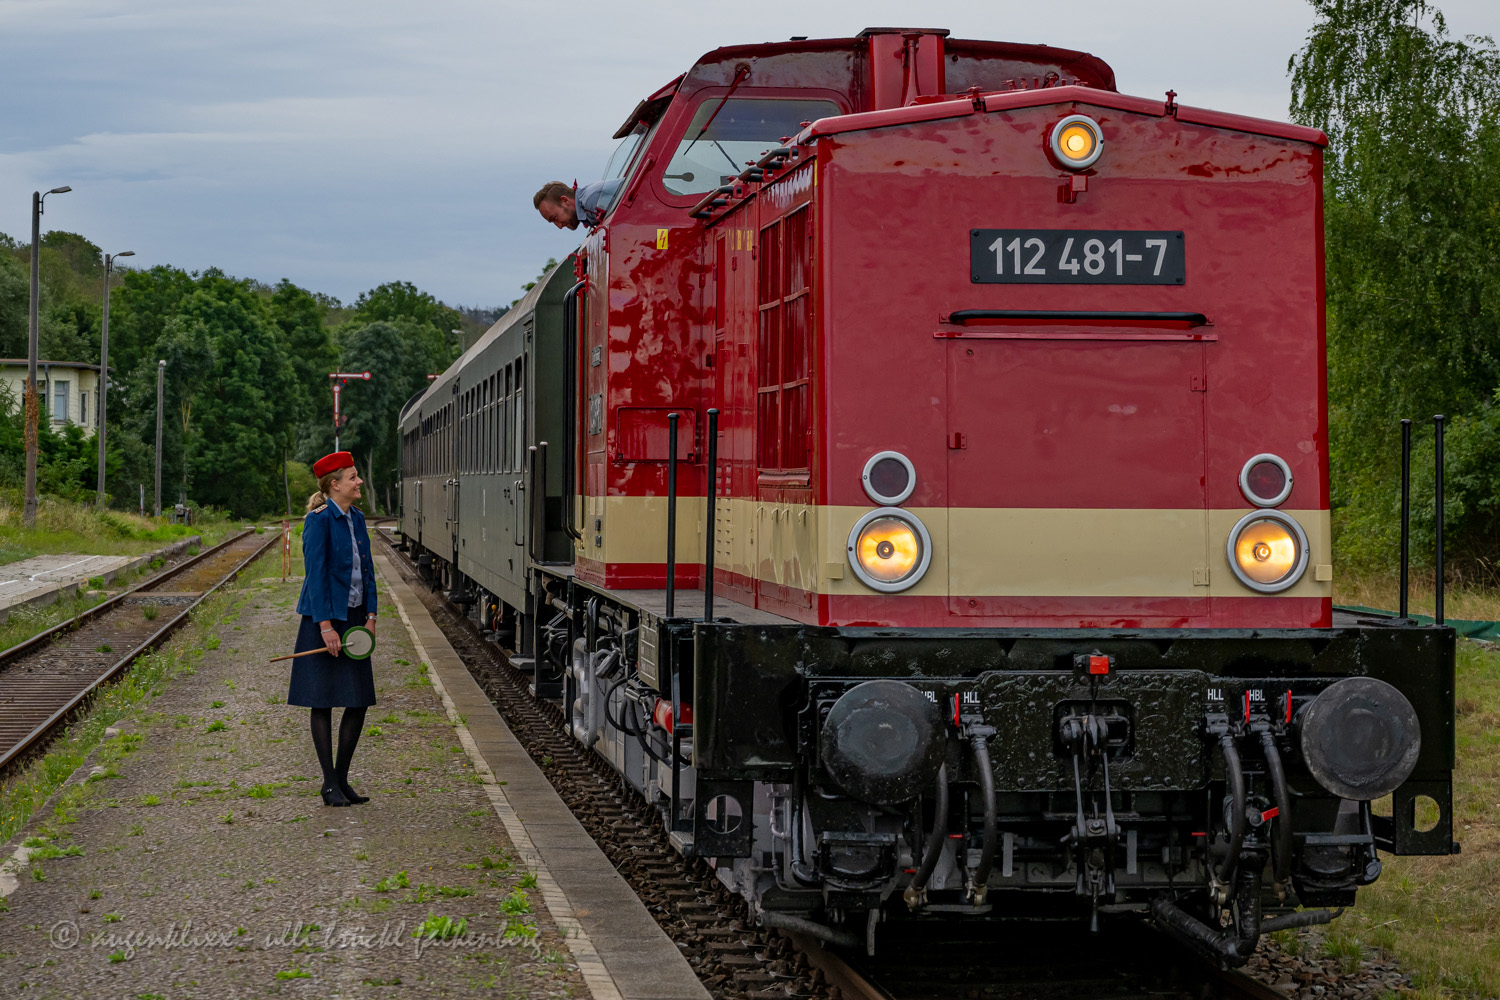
[
  {"x1": 0, "y1": 528, "x2": 279, "y2": 774},
  {"x1": 376, "y1": 534, "x2": 1316, "y2": 1000}
]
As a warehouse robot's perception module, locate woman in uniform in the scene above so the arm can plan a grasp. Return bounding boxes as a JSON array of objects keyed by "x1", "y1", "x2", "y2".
[{"x1": 288, "y1": 451, "x2": 378, "y2": 806}]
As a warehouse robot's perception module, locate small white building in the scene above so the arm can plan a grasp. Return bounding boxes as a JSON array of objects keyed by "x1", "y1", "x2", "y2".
[{"x1": 0, "y1": 360, "x2": 104, "y2": 438}]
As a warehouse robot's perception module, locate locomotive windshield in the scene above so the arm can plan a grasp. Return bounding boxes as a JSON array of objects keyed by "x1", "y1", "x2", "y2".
[{"x1": 662, "y1": 98, "x2": 839, "y2": 196}]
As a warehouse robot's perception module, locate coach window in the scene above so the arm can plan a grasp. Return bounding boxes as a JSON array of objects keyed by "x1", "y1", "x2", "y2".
[
  {"x1": 661, "y1": 98, "x2": 840, "y2": 198},
  {"x1": 509, "y1": 362, "x2": 519, "y2": 474},
  {"x1": 490, "y1": 373, "x2": 499, "y2": 473},
  {"x1": 513, "y1": 357, "x2": 526, "y2": 473}
]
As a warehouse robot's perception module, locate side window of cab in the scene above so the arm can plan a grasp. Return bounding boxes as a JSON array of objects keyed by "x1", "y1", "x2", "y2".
[{"x1": 599, "y1": 120, "x2": 658, "y2": 215}]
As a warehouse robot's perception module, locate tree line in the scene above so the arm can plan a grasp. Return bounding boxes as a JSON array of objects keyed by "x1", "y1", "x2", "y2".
[
  {"x1": 1290, "y1": 0, "x2": 1500, "y2": 581},
  {"x1": 0, "y1": 232, "x2": 511, "y2": 518}
]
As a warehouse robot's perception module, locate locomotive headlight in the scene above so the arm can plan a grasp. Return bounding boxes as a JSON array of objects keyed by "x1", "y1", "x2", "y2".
[
  {"x1": 849, "y1": 509, "x2": 932, "y2": 592},
  {"x1": 1226, "y1": 510, "x2": 1309, "y2": 593},
  {"x1": 1050, "y1": 114, "x2": 1103, "y2": 170}
]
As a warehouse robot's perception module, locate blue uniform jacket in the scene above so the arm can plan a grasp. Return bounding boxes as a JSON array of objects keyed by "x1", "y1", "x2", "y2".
[{"x1": 296, "y1": 503, "x2": 378, "y2": 624}]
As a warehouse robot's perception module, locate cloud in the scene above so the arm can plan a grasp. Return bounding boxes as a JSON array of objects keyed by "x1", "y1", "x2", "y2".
[{"x1": 2, "y1": 0, "x2": 1494, "y2": 304}]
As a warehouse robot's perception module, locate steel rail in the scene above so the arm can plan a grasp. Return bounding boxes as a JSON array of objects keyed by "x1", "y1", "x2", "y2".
[
  {"x1": 0, "y1": 528, "x2": 254, "y2": 670},
  {"x1": 787, "y1": 934, "x2": 893, "y2": 1000},
  {"x1": 0, "y1": 529, "x2": 279, "y2": 771}
]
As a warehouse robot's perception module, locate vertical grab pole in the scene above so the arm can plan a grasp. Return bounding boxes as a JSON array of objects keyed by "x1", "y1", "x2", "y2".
[
  {"x1": 666, "y1": 410, "x2": 684, "y2": 835},
  {"x1": 666, "y1": 412, "x2": 679, "y2": 618},
  {"x1": 1399, "y1": 419, "x2": 1411, "y2": 620},
  {"x1": 704, "y1": 408, "x2": 719, "y2": 623},
  {"x1": 1434, "y1": 414, "x2": 1445, "y2": 625},
  {"x1": 529, "y1": 443, "x2": 543, "y2": 564}
]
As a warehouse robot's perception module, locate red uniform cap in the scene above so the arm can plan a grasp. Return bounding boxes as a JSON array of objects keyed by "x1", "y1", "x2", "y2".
[{"x1": 313, "y1": 451, "x2": 354, "y2": 479}]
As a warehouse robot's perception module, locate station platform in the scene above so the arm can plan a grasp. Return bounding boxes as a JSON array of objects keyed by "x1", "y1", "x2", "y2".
[
  {"x1": 0, "y1": 536, "x2": 201, "y2": 623},
  {"x1": 0, "y1": 550, "x2": 709, "y2": 1000}
]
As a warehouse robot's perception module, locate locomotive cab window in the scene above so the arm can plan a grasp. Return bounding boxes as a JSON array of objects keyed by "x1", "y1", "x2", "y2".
[
  {"x1": 598, "y1": 120, "x2": 658, "y2": 214},
  {"x1": 661, "y1": 98, "x2": 839, "y2": 197}
]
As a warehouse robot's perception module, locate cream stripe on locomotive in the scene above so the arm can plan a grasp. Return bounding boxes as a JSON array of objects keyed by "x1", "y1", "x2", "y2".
[{"x1": 576, "y1": 497, "x2": 1333, "y2": 599}]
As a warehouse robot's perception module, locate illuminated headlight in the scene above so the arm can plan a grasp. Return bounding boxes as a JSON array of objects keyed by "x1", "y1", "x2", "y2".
[
  {"x1": 1049, "y1": 114, "x2": 1103, "y2": 170},
  {"x1": 848, "y1": 508, "x2": 932, "y2": 593},
  {"x1": 1226, "y1": 510, "x2": 1309, "y2": 593}
]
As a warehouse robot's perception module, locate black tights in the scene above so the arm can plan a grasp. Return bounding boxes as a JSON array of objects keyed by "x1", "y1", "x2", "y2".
[{"x1": 310, "y1": 707, "x2": 367, "y2": 792}]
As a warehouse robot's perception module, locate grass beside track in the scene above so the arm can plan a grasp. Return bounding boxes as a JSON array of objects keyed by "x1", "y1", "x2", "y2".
[
  {"x1": 0, "y1": 491, "x2": 237, "y2": 567},
  {"x1": 1314, "y1": 574, "x2": 1500, "y2": 998}
]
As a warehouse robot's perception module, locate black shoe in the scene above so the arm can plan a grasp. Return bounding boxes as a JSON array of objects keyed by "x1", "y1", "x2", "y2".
[
  {"x1": 340, "y1": 782, "x2": 370, "y2": 804},
  {"x1": 321, "y1": 785, "x2": 352, "y2": 807}
]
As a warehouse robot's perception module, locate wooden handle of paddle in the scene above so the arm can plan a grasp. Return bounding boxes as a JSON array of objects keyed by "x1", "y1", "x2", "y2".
[{"x1": 269, "y1": 646, "x2": 330, "y2": 663}]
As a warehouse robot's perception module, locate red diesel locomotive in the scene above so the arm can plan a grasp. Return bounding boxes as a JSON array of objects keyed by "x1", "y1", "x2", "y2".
[{"x1": 398, "y1": 29, "x2": 1454, "y2": 964}]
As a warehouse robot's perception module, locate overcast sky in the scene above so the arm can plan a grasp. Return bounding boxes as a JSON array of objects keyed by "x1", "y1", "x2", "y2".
[{"x1": 1, "y1": 0, "x2": 1494, "y2": 309}]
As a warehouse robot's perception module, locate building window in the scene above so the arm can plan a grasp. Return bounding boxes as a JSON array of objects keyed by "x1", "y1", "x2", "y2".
[
  {"x1": 52, "y1": 380, "x2": 69, "y2": 422},
  {"x1": 80, "y1": 391, "x2": 89, "y2": 427}
]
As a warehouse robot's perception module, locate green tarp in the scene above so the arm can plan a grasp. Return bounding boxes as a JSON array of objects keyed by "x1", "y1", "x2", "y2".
[{"x1": 1335, "y1": 605, "x2": 1500, "y2": 641}]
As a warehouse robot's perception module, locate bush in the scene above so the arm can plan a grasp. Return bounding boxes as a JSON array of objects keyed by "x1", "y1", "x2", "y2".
[{"x1": 1335, "y1": 398, "x2": 1500, "y2": 588}]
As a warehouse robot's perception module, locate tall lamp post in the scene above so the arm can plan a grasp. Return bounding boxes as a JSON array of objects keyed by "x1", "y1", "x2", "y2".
[
  {"x1": 154, "y1": 360, "x2": 165, "y2": 517},
  {"x1": 96, "y1": 250, "x2": 134, "y2": 508},
  {"x1": 24, "y1": 185, "x2": 72, "y2": 529}
]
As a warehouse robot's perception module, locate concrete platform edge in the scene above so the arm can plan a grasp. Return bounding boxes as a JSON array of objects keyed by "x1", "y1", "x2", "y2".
[{"x1": 0, "y1": 533, "x2": 203, "y2": 624}]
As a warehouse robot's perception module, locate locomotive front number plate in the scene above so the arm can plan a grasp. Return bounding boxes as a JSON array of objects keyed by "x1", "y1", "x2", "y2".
[{"x1": 970, "y1": 229, "x2": 1185, "y2": 284}]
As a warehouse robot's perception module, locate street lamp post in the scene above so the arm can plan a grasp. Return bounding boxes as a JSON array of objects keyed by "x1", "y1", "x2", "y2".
[
  {"x1": 96, "y1": 250, "x2": 134, "y2": 508},
  {"x1": 24, "y1": 185, "x2": 72, "y2": 529},
  {"x1": 154, "y1": 360, "x2": 165, "y2": 517}
]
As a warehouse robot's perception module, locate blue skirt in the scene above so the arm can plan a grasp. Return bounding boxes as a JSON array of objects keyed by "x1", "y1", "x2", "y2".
[{"x1": 286, "y1": 606, "x2": 377, "y2": 708}]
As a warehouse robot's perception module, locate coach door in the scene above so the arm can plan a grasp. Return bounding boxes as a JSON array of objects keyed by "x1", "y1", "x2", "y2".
[
  {"x1": 945, "y1": 336, "x2": 1210, "y2": 623},
  {"x1": 509, "y1": 354, "x2": 527, "y2": 560}
]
